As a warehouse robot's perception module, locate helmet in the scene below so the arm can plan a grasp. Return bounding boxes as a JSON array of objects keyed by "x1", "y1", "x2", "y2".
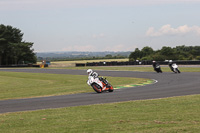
[
  {"x1": 87, "y1": 69, "x2": 93, "y2": 76},
  {"x1": 169, "y1": 60, "x2": 172, "y2": 63}
]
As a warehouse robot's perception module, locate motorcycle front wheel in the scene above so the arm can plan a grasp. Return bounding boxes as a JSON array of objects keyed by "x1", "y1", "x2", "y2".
[
  {"x1": 107, "y1": 83, "x2": 114, "y2": 92},
  {"x1": 92, "y1": 84, "x2": 102, "y2": 93},
  {"x1": 176, "y1": 68, "x2": 181, "y2": 73}
]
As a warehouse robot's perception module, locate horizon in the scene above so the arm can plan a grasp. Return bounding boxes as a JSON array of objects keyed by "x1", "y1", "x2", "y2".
[
  {"x1": 35, "y1": 50, "x2": 132, "y2": 53},
  {"x1": 34, "y1": 44, "x2": 198, "y2": 53}
]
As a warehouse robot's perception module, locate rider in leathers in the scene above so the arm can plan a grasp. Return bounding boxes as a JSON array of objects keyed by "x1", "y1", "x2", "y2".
[
  {"x1": 152, "y1": 61, "x2": 162, "y2": 73},
  {"x1": 87, "y1": 69, "x2": 98, "y2": 78},
  {"x1": 152, "y1": 61, "x2": 158, "y2": 70},
  {"x1": 87, "y1": 69, "x2": 108, "y2": 86},
  {"x1": 168, "y1": 60, "x2": 174, "y2": 72}
]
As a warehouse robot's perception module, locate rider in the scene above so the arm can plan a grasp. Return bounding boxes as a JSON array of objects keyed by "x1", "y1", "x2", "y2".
[
  {"x1": 152, "y1": 60, "x2": 162, "y2": 73},
  {"x1": 152, "y1": 60, "x2": 158, "y2": 69},
  {"x1": 168, "y1": 60, "x2": 174, "y2": 72},
  {"x1": 87, "y1": 69, "x2": 99, "y2": 78},
  {"x1": 87, "y1": 69, "x2": 108, "y2": 87}
]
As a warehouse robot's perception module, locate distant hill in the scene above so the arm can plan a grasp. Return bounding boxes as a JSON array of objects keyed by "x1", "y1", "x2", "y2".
[{"x1": 36, "y1": 51, "x2": 131, "y2": 59}]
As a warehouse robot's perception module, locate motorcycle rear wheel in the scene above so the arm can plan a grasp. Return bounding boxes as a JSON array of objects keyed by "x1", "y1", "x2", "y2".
[{"x1": 92, "y1": 84, "x2": 102, "y2": 93}]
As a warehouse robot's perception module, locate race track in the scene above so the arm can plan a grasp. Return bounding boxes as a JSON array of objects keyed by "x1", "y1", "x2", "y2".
[{"x1": 0, "y1": 69, "x2": 200, "y2": 113}]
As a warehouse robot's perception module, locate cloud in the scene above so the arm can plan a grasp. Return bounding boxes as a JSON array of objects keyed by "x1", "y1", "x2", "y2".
[{"x1": 146, "y1": 24, "x2": 200, "y2": 37}]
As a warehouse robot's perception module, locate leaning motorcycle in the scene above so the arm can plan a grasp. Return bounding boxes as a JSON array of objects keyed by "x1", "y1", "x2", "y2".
[
  {"x1": 154, "y1": 65, "x2": 162, "y2": 73},
  {"x1": 172, "y1": 63, "x2": 181, "y2": 73},
  {"x1": 87, "y1": 77, "x2": 114, "y2": 93}
]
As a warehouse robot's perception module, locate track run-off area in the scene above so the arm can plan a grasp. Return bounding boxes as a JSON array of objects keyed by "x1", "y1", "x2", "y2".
[{"x1": 0, "y1": 68, "x2": 200, "y2": 113}]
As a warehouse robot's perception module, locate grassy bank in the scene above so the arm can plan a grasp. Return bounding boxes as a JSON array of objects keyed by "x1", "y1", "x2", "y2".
[
  {"x1": 0, "y1": 94, "x2": 199, "y2": 133},
  {"x1": 0, "y1": 71, "x2": 149, "y2": 100}
]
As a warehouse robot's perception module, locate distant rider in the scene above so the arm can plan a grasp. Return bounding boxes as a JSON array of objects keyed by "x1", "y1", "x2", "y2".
[
  {"x1": 168, "y1": 60, "x2": 174, "y2": 72},
  {"x1": 152, "y1": 61, "x2": 158, "y2": 70},
  {"x1": 168, "y1": 60, "x2": 180, "y2": 73},
  {"x1": 152, "y1": 60, "x2": 162, "y2": 73}
]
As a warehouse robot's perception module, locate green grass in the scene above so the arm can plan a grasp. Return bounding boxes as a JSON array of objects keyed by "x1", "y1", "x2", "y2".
[
  {"x1": 0, "y1": 71, "x2": 149, "y2": 100},
  {"x1": 0, "y1": 94, "x2": 199, "y2": 133},
  {"x1": 1, "y1": 66, "x2": 200, "y2": 132}
]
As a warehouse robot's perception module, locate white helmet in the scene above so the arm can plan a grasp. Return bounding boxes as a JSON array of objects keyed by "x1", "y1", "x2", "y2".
[{"x1": 87, "y1": 69, "x2": 93, "y2": 76}]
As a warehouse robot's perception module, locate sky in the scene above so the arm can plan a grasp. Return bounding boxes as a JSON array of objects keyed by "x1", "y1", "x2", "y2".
[{"x1": 1, "y1": 0, "x2": 200, "y2": 52}]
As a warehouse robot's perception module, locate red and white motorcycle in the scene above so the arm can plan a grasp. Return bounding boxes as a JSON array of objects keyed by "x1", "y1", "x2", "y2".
[{"x1": 87, "y1": 77, "x2": 114, "y2": 93}]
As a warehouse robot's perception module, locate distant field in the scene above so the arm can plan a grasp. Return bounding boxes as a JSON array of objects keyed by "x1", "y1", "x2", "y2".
[{"x1": 38, "y1": 58, "x2": 129, "y2": 67}]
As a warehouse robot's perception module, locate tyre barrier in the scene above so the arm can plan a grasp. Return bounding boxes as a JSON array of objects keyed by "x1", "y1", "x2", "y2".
[
  {"x1": 0, "y1": 64, "x2": 48, "y2": 68},
  {"x1": 76, "y1": 60, "x2": 200, "y2": 67}
]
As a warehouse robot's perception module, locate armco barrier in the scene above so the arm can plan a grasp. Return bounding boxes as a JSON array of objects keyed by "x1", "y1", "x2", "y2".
[{"x1": 76, "y1": 60, "x2": 200, "y2": 67}]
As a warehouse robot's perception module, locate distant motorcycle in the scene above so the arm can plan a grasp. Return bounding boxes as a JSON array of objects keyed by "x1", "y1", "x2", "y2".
[
  {"x1": 152, "y1": 61, "x2": 162, "y2": 73},
  {"x1": 154, "y1": 64, "x2": 162, "y2": 73},
  {"x1": 87, "y1": 77, "x2": 114, "y2": 93},
  {"x1": 171, "y1": 63, "x2": 181, "y2": 73}
]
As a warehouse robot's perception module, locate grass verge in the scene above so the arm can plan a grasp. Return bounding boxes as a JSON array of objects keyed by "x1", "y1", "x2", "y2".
[
  {"x1": 0, "y1": 94, "x2": 199, "y2": 133},
  {"x1": 0, "y1": 71, "x2": 149, "y2": 100}
]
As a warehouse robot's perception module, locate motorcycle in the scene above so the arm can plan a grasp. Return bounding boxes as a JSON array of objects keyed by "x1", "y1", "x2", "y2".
[
  {"x1": 152, "y1": 61, "x2": 162, "y2": 73},
  {"x1": 87, "y1": 77, "x2": 114, "y2": 93},
  {"x1": 171, "y1": 63, "x2": 181, "y2": 73},
  {"x1": 154, "y1": 64, "x2": 162, "y2": 73}
]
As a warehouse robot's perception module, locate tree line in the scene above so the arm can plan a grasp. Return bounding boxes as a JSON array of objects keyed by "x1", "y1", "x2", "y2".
[
  {"x1": 0, "y1": 24, "x2": 36, "y2": 65},
  {"x1": 129, "y1": 46, "x2": 200, "y2": 61}
]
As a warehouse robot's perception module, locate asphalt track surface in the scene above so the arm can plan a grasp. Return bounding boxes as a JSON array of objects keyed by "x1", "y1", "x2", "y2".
[{"x1": 0, "y1": 69, "x2": 200, "y2": 114}]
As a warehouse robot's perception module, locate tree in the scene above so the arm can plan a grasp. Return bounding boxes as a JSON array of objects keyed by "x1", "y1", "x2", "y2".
[
  {"x1": 105, "y1": 54, "x2": 112, "y2": 58},
  {"x1": 129, "y1": 48, "x2": 142, "y2": 61},
  {"x1": 141, "y1": 46, "x2": 154, "y2": 57},
  {"x1": 159, "y1": 46, "x2": 179, "y2": 60},
  {"x1": 129, "y1": 45, "x2": 200, "y2": 61},
  {"x1": 160, "y1": 46, "x2": 174, "y2": 56},
  {"x1": 152, "y1": 52, "x2": 166, "y2": 61},
  {"x1": 0, "y1": 24, "x2": 36, "y2": 65}
]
